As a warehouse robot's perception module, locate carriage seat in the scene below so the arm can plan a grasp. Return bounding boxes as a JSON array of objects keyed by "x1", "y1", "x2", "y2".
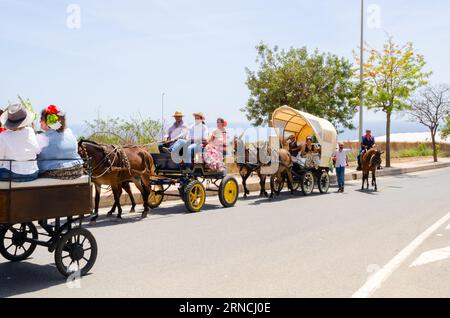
[{"x1": 0, "y1": 175, "x2": 90, "y2": 190}]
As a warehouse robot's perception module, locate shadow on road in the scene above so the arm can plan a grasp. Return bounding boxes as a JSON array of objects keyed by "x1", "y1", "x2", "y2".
[
  {"x1": 355, "y1": 189, "x2": 380, "y2": 195},
  {"x1": 85, "y1": 203, "x2": 224, "y2": 228},
  {"x1": 0, "y1": 261, "x2": 65, "y2": 298}
]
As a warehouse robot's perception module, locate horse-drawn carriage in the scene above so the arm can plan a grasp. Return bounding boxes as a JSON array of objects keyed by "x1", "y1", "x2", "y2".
[
  {"x1": 147, "y1": 153, "x2": 239, "y2": 213},
  {"x1": 0, "y1": 160, "x2": 97, "y2": 278},
  {"x1": 271, "y1": 106, "x2": 338, "y2": 195}
]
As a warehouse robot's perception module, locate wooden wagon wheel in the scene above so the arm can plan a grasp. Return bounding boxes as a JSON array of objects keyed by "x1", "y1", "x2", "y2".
[
  {"x1": 219, "y1": 176, "x2": 239, "y2": 208},
  {"x1": 0, "y1": 223, "x2": 38, "y2": 262},
  {"x1": 54, "y1": 228, "x2": 98, "y2": 278},
  {"x1": 301, "y1": 171, "x2": 315, "y2": 196},
  {"x1": 184, "y1": 180, "x2": 206, "y2": 213},
  {"x1": 318, "y1": 170, "x2": 330, "y2": 194},
  {"x1": 273, "y1": 175, "x2": 285, "y2": 195},
  {"x1": 148, "y1": 184, "x2": 164, "y2": 209}
]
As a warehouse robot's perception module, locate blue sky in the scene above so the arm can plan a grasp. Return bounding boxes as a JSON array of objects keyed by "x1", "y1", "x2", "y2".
[{"x1": 1, "y1": 0, "x2": 450, "y2": 135}]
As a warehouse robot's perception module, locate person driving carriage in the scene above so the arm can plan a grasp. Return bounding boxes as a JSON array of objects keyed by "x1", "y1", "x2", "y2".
[
  {"x1": 168, "y1": 112, "x2": 209, "y2": 169},
  {"x1": 285, "y1": 135, "x2": 301, "y2": 157},
  {"x1": 159, "y1": 111, "x2": 189, "y2": 153}
]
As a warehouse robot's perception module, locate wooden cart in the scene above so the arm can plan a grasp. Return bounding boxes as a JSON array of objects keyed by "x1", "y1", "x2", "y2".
[{"x1": 0, "y1": 161, "x2": 97, "y2": 278}]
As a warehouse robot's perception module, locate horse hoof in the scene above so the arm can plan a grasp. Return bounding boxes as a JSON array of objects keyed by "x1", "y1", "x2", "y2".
[
  {"x1": 141, "y1": 211, "x2": 148, "y2": 219},
  {"x1": 130, "y1": 208, "x2": 136, "y2": 213},
  {"x1": 106, "y1": 212, "x2": 113, "y2": 217}
]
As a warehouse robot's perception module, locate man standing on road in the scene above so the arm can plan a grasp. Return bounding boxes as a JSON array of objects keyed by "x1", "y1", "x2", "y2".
[
  {"x1": 357, "y1": 129, "x2": 376, "y2": 171},
  {"x1": 332, "y1": 142, "x2": 350, "y2": 193},
  {"x1": 159, "y1": 111, "x2": 189, "y2": 153}
]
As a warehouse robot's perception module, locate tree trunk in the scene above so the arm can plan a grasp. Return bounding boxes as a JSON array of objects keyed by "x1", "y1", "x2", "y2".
[
  {"x1": 431, "y1": 129, "x2": 438, "y2": 162},
  {"x1": 385, "y1": 111, "x2": 391, "y2": 168}
]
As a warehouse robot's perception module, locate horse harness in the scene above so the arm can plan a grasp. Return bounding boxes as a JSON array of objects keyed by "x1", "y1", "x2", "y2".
[{"x1": 80, "y1": 142, "x2": 132, "y2": 179}]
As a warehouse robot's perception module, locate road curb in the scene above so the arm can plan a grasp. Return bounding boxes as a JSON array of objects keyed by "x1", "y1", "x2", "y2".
[{"x1": 97, "y1": 161, "x2": 450, "y2": 208}]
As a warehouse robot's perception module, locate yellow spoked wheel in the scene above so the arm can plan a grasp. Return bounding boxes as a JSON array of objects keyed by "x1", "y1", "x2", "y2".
[
  {"x1": 184, "y1": 180, "x2": 206, "y2": 213},
  {"x1": 148, "y1": 185, "x2": 164, "y2": 209},
  {"x1": 219, "y1": 176, "x2": 239, "y2": 208}
]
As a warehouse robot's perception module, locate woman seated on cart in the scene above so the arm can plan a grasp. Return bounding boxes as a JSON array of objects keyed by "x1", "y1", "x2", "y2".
[
  {"x1": 204, "y1": 118, "x2": 227, "y2": 172},
  {"x1": 290, "y1": 136, "x2": 321, "y2": 168},
  {"x1": 0, "y1": 103, "x2": 40, "y2": 182},
  {"x1": 36, "y1": 105, "x2": 83, "y2": 180}
]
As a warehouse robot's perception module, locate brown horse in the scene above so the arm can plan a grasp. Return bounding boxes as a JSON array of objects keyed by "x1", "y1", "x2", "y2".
[
  {"x1": 233, "y1": 137, "x2": 294, "y2": 199},
  {"x1": 264, "y1": 147, "x2": 295, "y2": 199},
  {"x1": 233, "y1": 137, "x2": 268, "y2": 198},
  {"x1": 361, "y1": 148, "x2": 384, "y2": 191},
  {"x1": 78, "y1": 140, "x2": 154, "y2": 221}
]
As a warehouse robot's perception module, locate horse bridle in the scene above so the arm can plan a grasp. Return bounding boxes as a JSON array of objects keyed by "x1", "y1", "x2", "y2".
[{"x1": 80, "y1": 141, "x2": 120, "y2": 179}]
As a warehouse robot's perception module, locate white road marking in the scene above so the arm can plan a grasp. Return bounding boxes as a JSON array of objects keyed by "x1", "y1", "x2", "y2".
[
  {"x1": 410, "y1": 247, "x2": 450, "y2": 267},
  {"x1": 352, "y1": 212, "x2": 450, "y2": 298}
]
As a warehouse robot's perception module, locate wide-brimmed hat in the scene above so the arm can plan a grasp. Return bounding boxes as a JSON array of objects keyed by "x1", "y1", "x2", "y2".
[
  {"x1": 172, "y1": 111, "x2": 184, "y2": 117},
  {"x1": 0, "y1": 103, "x2": 35, "y2": 130},
  {"x1": 193, "y1": 112, "x2": 205, "y2": 120}
]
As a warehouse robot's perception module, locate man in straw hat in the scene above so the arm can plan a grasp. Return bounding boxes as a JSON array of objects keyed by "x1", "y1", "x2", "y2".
[
  {"x1": 159, "y1": 111, "x2": 189, "y2": 153},
  {"x1": 0, "y1": 103, "x2": 40, "y2": 182}
]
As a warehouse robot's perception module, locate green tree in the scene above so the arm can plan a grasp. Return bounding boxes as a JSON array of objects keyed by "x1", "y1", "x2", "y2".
[
  {"x1": 242, "y1": 43, "x2": 360, "y2": 130},
  {"x1": 85, "y1": 114, "x2": 162, "y2": 146},
  {"x1": 406, "y1": 85, "x2": 450, "y2": 162},
  {"x1": 441, "y1": 116, "x2": 450, "y2": 140},
  {"x1": 358, "y1": 38, "x2": 431, "y2": 167}
]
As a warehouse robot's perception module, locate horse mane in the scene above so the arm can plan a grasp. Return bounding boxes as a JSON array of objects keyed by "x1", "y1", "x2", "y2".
[
  {"x1": 79, "y1": 138, "x2": 102, "y2": 147},
  {"x1": 366, "y1": 148, "x2": 381, "y2": 168}
]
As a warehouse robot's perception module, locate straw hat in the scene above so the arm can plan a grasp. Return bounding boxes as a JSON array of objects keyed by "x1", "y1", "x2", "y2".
[
  {"x1": 172, "y1": 111, "x2": 184, "y2": 117},
  {"x1": 193, "y1": 112, "x2": 205, "y2": 120},
  {"x1": 0, "y1": 103, "x2": 35, "y2": 130}
]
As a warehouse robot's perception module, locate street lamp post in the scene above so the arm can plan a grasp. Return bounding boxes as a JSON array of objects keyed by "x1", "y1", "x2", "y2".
[
  {"x1": 161, "y1": 92, "x2": 165, "y2": 141},
  {"x1": 359, "y1": 0, "x2": 365, "y2": 143}
]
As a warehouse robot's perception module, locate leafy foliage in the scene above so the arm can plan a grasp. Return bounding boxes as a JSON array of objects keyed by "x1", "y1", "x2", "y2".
[
  {"x1": 406, "y1": 85, "x2": 450, "y2": 161},
  {"x1": 243, "y1": 43, "x2": 360, "y2": 130},
  {"x1": 85, "y1": 114, "x2": 162, "y2": 146},
  {"x1": 442, "y1": 116, "x2": 450, "y2": 140},
  {"x1": 358, "y1": 38, "x2": 431, "y2": 114},
  {"x1": 356, "y1": 37, "x2": 431, "y2": 166}
]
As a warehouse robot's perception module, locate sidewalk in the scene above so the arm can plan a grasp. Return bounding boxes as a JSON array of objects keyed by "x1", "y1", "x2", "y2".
[{"x1": 97, "y1": 157, "x2": 450, "y2": 208}]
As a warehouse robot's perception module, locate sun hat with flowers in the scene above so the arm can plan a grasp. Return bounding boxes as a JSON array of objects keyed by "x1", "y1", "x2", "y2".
[{"x1": 45, "y1": 105, "x2": 66, "y2": 130}]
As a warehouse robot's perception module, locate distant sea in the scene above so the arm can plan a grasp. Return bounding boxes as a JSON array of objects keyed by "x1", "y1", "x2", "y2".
[{"x1": 71, "y1": 120, "x2": 429, "y2": 142}]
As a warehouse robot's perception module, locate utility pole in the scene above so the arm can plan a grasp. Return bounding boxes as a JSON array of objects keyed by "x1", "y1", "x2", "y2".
[
  {"x1": 161, "y1": 92, "x2": 165, "y2": 141},
  {"x1": 359, "y1": 0, "x2": 365, "y2": 143}
]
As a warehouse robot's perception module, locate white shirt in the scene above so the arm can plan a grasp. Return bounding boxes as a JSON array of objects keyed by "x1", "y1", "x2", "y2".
[
  {"x1": 332, "y1": 149, "x2": 351, "y2": 168},
  {"x1": 0, "y1": 127, "x2": 40, "y2": 175},
  {"x1": 164, "y1": 122, "x2": 189, "y2": 141},
  {"x1": 189, "y1": 122, "x2": 209, "y2": 143}
]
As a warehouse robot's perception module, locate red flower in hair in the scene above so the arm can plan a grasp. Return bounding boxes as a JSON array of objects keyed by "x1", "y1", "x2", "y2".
[
  {"x1": 223, "y1": 121, "x2": 228, "y2": 127},
  {"x1": 46, "y1": 105, "x2": 59, "y2": 115}
]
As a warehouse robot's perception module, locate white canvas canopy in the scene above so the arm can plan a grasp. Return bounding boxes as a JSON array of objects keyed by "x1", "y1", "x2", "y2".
[{"x1": 271, "y1": 105, "x2": 338, "y2": 167}]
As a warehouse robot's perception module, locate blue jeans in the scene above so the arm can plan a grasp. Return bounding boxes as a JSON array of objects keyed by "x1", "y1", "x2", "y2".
[
  {"x1": 336, "y1": 166, "x2": 345, "y2": 188},
  {"x1": 170, "y1": 140, "x2": 204, "y2": 168},
  {"x1": 0, "y1": 168, "x2": 39, "y2": 182}
]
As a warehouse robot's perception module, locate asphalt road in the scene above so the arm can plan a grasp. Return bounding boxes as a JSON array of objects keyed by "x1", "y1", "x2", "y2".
[{"x1": 1, "y1": 167, "x2": 450, "y2": 298}]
